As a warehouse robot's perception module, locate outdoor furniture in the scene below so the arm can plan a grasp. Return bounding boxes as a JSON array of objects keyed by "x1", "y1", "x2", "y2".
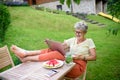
[
  {"x1": 80, "y1": 64, "x2": 87, "y2": 80},
  {"x1": 0, "y1": 61, "x2": 75, "y2": 80},
  {"x1": 0, "y1": 45, "x2": 15, "y2": 70}
]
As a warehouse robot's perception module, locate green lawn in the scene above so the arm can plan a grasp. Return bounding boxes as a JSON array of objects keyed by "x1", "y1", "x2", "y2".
[{"x1": 0, "y1": 6, "x2": 120, "y2": 80}]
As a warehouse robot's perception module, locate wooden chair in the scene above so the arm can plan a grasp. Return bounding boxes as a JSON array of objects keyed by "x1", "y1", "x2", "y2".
[
  {"x1": 0, "y1": 45, "x2": 14, "y2": 70},
  {"x1": 79, "y1": 64, "x2": 87, "y2": 80}
]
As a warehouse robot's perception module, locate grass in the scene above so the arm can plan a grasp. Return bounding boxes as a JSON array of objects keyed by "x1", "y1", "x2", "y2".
[{"x1": 0, "y1": 6, "x2": 120, "y2": 80}]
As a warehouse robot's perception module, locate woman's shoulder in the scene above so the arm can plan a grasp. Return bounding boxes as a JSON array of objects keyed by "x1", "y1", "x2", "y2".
[
  {"x1": 86, "y1": 38, "x2": 94, "y2": 42},
  {"x1": 66, "y1": 37, "x2": 75, "y2": 41},
  {"x1": 64, "y1": 37, "x2": 75, "y2": 43},
  {"x1": 86, "y1": 38, "x2": 96, "y2": 48},
  {"x1": 86, "y1": 38, "x2": 93, "y2": 40}
]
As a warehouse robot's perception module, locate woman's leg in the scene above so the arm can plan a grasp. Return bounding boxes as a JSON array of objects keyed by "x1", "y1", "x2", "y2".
[
  {"x1": 20, "y1": 50, "x2": 65, "y2": 62},
  {"x1": 21, "y1": 55, "x2": 40, "y2": 62},
  {"x1": 65, "y1": 60, "x2": 86, "y2": 79},
  {"x1": 26, "y1": 50, "x2": 41, "y2": 56},
  {"x1": 11, "y1": 45, "x2": 41, "y2": 58},
  {"x1": 19, "y1": 50, "x2": 65, "y2": 62},
  {"x1": 39, "y1": 51, "x2": 65, "y2": 61},
  {"x1": 11, "y1": 45, "x2": 65, "y2": 62}
]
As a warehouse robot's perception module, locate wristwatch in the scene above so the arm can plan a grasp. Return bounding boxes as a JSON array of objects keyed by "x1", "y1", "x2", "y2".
[{"x1": 83, "y1": 56, "x2": 86, "y2": 60}]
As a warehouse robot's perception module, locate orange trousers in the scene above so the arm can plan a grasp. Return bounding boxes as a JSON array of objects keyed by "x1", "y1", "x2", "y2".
[
  {"x1": 39, "y1": 48, "x2": 65, "y2": 61},
  {"x1": 39, "y1": 49, "x2": 86, "y2": 78},
  {"x1": 65, "y1": 59, "x2": 87, "y2": 78}
]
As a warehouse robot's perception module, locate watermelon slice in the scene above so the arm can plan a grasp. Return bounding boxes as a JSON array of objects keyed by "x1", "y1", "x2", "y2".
[{"x1": 46, "y1": 59, "x2": 59, "y2": 67}]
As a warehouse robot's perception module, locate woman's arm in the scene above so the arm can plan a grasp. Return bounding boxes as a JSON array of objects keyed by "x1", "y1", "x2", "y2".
[
  {"x1": 73, "y1": 48, "x2": 96, "y2": 61},
  {"x1": 62, "y1": 43, "x2": 70, "y2": 52},
  {"x1": 84, "y1": 48, "x2": 96, "y2": 61}
]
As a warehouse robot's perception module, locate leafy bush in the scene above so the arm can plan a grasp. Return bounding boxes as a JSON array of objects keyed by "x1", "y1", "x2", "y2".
[
  {"x1": 107, "y1": 0, "x2": 120, "y2": 19},
  {"x1": 0, "y1": 4, "x2": 11, "y2": 42},
  {"x1": 107, "y1": 0, "x2": 120, "y2": 35}
]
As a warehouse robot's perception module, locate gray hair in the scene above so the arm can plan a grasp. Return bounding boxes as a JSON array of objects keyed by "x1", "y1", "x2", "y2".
[{"x1": 74, "y1": 21, "x2": 88, "y2": 32}]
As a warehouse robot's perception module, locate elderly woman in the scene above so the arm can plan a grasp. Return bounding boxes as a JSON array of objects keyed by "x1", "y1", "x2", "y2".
[
  {"x1": 64, "y1": 21, "x2": 96, "y2": 79},
  {"x1": 11, "y1": 21, "x2": 96, "y2": 80}
]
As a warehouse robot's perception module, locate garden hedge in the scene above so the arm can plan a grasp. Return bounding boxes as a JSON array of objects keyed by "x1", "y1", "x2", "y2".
[{"x1": 0, "y1": 4, "x2": 11, "y2": 42}]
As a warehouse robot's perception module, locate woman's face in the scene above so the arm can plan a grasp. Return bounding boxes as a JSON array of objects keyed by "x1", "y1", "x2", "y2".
[{"x1": 75, "y1": 29, "x2": 86, "y2": 39}]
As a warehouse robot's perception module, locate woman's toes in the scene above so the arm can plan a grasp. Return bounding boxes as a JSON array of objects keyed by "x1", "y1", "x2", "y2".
[{"x1": 11, "y1": 45, "x2": 17, "y2": 51}]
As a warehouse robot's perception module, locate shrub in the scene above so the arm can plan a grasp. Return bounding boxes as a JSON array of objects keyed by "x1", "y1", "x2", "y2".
[{"x1": 0, "y1": 4, "x2": 11, "y2": 42}]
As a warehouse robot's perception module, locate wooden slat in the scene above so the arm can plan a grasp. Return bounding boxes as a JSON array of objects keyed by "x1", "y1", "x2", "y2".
[
  {"x1": 0, "y1": 52, "x2": 9, "y2": 59},
  {"x1": 0, "y1": 60, "x2": 11, "y2": 69},
  {"x1": 0, "y1": 45, "x2": 15, "y2": 69},
  {"x1": 0, "y1": 56, "x2": 11, "y2": 63}
]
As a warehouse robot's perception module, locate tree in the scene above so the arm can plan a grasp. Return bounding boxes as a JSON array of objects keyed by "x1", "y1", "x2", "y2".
[
  {"x1": 107, "y1": 0, "x2": 120, "y2": 20},
  {"x1": 107, "y1": 0, "x2": 120, "y2": 35},
  {"x1": 0, "y1": 4, "x2": 11, "y2": 42},
  {"x1": 0, "y1": 0, "x2": 3, "y2": 4},
  {"x1": 59, "y1": 0, "x2": 81, "y2": 13}
]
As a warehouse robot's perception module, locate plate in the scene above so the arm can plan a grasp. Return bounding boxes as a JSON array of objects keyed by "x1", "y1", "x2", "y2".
[{"x1": 43, "y1": 59, "x2": 64, "y2": 69}]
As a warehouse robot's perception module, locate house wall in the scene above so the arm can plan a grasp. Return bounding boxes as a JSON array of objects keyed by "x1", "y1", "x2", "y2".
[
  {"x1": 39, "y1": 0, "x2": 96, "y2": 14},
  {"x1": 72, "y1": 0, "x2": 96, "y2": 14},
  {"x1": 38, "y1": 0, "x2": 107, "y2": 14},
  {"x1": 27, "y1": 0, "x2": 57, "y2": 5},
  {"x1": 96, "y1": 0, "x2": 102, "y2": 14},
  {"x1": 36, "y1": 0, "x2": 57, "y2": 4},
  {"x1": 38, "y1": 1, "x2": 62, "y2": 10}
]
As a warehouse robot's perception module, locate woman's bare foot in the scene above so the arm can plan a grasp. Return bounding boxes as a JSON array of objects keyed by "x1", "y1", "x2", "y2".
[
  {"x1": 11, "y1": 45, "x2": 27, "y2": 58},
  {"x1": 17, "y1": 56, "x2": 25, "y2": 63}
]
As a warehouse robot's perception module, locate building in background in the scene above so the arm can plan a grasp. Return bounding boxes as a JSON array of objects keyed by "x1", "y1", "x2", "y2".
[
  {"x1": 5, "y1": 0, "x2": 107, "y2": 14},
  {"x1": 28, "y1": 0, "x2": 107, "y2": 14},
  {"x1": 37, "y1": 0, "x2": 107, "y2": 14},
  {"x1": 27, "y1": 0, "x2": 57, "y2": 5},
  {"x1": 3, "y1": 0, "x2": 24, "y2": 2}
]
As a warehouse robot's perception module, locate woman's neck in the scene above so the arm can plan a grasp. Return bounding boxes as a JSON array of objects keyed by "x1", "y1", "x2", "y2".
[{"x1": 76, "y1": 37, "x2": 86, "y2": 44}]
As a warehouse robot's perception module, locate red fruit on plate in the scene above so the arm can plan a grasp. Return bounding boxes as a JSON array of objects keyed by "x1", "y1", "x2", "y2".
[{"x1": 46, "y1": 59, "x2": 59, "y2": 67}]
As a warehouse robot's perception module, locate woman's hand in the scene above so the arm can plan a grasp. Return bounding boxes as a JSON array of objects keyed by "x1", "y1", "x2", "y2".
[
  {"x1": 72, "y1": 48, "x2": 96, "y2": 61},
  {"x1": 62, "y1": 43, "x2": 70, "y2": 52},
  {"x1": 44, "y1": 39, "x2": 50, "y2": 44},
  {"x1": 72, "y1": 54, "x2": 84, "y2": 60}
]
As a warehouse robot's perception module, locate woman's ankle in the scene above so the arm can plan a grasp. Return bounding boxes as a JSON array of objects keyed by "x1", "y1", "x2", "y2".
[{"x1": 10, "y1": 45, "x2": 26, "y2": 58}]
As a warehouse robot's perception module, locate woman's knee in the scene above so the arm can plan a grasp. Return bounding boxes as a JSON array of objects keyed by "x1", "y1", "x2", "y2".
[{"x1": 48, "y1": 51, "x2": 65, "y2": 60}]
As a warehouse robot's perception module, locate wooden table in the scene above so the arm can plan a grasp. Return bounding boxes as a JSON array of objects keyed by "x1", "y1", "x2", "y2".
[{"x1": 0, "y1": 61, "x2": 75, "y2": 80}]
